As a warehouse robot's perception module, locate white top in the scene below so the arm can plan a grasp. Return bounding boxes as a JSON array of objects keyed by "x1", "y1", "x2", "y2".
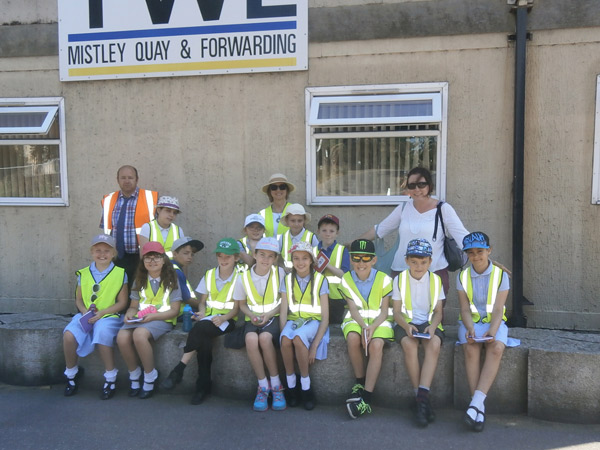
[
  {"x1": 392, "y1": 271, "x2": 445, "y2": 325},
  {"x1": 195, "y1": 267, "x2": 236, "y2": 295},
  {"x1": 376, "y1": 200, "x2": 469, "y2": 272},
  {"x1": 233, "y1": 266, "x2": 287, "y2": 300},
  {"x1": 139, "y1": 222, "x2": 185, "y2": 240}
]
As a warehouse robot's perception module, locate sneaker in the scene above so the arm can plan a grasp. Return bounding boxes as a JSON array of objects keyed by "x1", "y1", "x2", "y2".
[
  {"x1": 253, "y1": 386, "x2": 269, "y2": 412},
  {"x1": 160, "y1": 369, "x2": 183, "y2": 390},
  {"x1": 271, "y1": 385, "x2": 287, "y2": 411},
  {"x1": 302, "y1": 387, "x2": 316, "y2": 411},
  {"x1": 346, "y1": 383, "x2": 365, "y2": 403},
  {"x1": 414, "y1": 400, "x2": 429, "y2": 427},
  {"x1": 346, "y1": 398, "x2": 372, "y2": 419}
]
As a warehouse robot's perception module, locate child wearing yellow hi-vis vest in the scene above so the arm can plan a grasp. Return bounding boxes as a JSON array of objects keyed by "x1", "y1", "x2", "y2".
[
  {"x1": 392, "y1": 238, "x2": 444, "y2": 428},
  {"x1": 280, "y1": 241, "x2": 330, "y2": 410},
  {"x1": 137, "y1": 196, "x2": 185, "y2": 257},
  {"x1": 278, "y1": 204, "x2": 319, "y2": 271},
  {"x1": 457, "y1": 232, "x2": 512, "y2": 432},
  {"x1": 338, "y1": 239, "x2": 394, "y2": 419}
]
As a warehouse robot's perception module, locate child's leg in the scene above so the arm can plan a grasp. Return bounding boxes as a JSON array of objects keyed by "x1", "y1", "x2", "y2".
[
  {"x1": 346, "y1": 332, "x2": 366, "y2": 379},
  {"x1": 280, "y1": 336, "x2": 296, "y2": 377},
  {"x1": 97, "y1": 344, "x2": 116, "y2": 372},
  {"x1": 132, "y1": 327, "x2": 155, "y2": 372},
  {"x1": 364, "y1": 338, "x2": 384, "y2": 393},
  {"x1": 463, "y1": 342, "x2": 483, "y2": 395},
  {"x1": 258, "y1": 332, "x2": 279, "y2": 379},
  {"x1": 400, "y1": 337, "x2": 420, "y2": 390},
  {"x1": 292, "y1": 336, "x2": 310, "y2": 378},
  {"x1": 420, "y1": 335, "x2": 441, "y2": 389},
  {"x1": 245, "y1": 332, "x2": 267, "y2": 381},
  {"x1": 63, "y1": 330, "x2": 79, "y2": 368},
  {"x1": 181, "y1": 351, "x2": 196, "y2": 365},
  {"x1": 477, "y1": 341, "x2": 506, "y2": 394},
  {"x1": 117, "y1": 329, "x2": 139, "y2": 371}
]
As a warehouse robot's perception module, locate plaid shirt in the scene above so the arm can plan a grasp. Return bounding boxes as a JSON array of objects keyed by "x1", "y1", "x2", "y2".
[{"x1": 100, "y1": 187, "x2": 141, "y2": 254}]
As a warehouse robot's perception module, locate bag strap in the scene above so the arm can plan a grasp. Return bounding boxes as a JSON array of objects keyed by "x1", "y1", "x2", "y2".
[{"x1": 432, "y1": 201, "x2": 446, "y2": 242}]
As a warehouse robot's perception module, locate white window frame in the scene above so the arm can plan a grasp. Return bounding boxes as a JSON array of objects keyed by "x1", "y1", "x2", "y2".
[
  {"x1": 0, "y1": 97, "x2": 68, "y2": 206},
  {"x1": 592, "y1": 75, "x2": 600, "y2": 204},
  {"x1": 305, "y1": 83, "x2": 448, "y2": 206}
]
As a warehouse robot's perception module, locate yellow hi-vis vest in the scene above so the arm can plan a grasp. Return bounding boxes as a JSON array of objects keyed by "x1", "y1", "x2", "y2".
[
  {"x1": 397, "y1": 270, "x2": 444, "y2": 331},
  {"x1": 139, "y1": 281, "x2": 178, "y2": 325},
  {"x1": 78, "y1": 265, "x2": 125, "y2": 318},
  {"x1": 313, "y1": 243, "x2": 345, "y2": 300},
  {"x1": 281, "y1": 229, "x2": 315, "y2": 269},
  {"x1": 260, "y1": 203, "x2": 291, "y2": 238},
  {"x1": 459, "y1": 265, "x2": 507, "y2": 323},
  {"x1": 242, "y1": 266, "x2": 281, "y2": 321},
  {"x1": 148, "y1": 219, "x2": 181, "y2": 257},
  {"x1": 237, "y1": 237, "x2": 252, "y2": 272},
  {"x1": 284, "y1": 272, "x2": 325, "y2": 321},
  {"x1": 205, "y1": 268, "x2": 239, "y2": 318},
  {"x1": 339, "y1": 271, "x2": 393, "y2": 332}
]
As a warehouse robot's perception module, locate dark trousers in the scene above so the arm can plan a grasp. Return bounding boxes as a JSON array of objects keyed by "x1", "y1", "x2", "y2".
[
  {"x1": 184, "y1": 319, "x2": 234, "y2": 392},
  {"x1": 115, "y1": 252, "x2": 140, "y2": 290}
]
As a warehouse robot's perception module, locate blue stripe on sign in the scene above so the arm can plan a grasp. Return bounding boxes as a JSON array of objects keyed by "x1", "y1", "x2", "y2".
[{"x1": 68, "y1": 21, "x2": 297, "y2": 42}]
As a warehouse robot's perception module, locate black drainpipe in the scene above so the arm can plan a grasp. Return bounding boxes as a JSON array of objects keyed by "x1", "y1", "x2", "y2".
[{"x1": 508, "y1": 0, "x2": 533, "y2": 328}]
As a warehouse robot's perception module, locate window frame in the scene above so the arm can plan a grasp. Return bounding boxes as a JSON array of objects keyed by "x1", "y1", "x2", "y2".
[
  {"x1": 305, "y1": 83, "x2": 448, "y2": 206},
  {"x1": 592, "y1": 75, "x2": 600, "y2": 204},
  {"x1": 0, "y1": 97, "x2": 68, "y2": 206}
]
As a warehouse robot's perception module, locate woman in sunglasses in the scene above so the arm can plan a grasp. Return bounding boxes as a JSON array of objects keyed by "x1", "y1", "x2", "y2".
[
  {"x1": 359, "y1": 167, "x2": 469, "y2": 295},
  {"x1": 259, "y1": 173, "x2": 295, "y2": 238},
  {"x1": 62, "y1": 234, "x2": 128, "y2": 399},
  {"x1": 117, "y1": 241, "x2": 182, "y2": 399}
]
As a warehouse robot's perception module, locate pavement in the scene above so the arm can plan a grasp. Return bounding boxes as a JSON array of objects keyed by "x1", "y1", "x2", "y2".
[{"x1": 1, "y1": 382, "x2": 599, "y2": 450}]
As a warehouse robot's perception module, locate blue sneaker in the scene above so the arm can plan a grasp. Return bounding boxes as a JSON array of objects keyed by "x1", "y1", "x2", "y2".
[
  {"x1": 253, "y1": 386, "x2": 269, "y2": 412},
  {"x1": 271, "y1": 385, "x2": 287, "y2": 411}
]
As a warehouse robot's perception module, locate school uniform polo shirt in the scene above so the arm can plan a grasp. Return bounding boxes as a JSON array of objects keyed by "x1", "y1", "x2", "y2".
[{"x1": 456, "y1": 262, "x2": 509, "y2": 319}]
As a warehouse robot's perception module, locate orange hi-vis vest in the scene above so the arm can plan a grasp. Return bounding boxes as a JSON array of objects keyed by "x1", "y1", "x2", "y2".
[{"x1": 102, "y1": 189, "x2": 158, "y2": 236}]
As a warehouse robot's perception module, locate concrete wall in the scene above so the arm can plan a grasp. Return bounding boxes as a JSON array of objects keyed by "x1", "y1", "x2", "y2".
[{"x1": 0, "y1": 0, "x2": 599, "y2": 331}]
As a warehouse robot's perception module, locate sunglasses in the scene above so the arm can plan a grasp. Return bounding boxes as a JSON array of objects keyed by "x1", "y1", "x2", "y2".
[
  {"x1": 406, "y1": 182, "x2": 429, "y2": 190},
  {"x1": 90, "y1": 283, "x2": 100, "y2": 302},
  {"x1": 269, "y1": 184, "x2": 288, "y2": 191},
  {"x1": 351, "y1": 255, "x2": 375, "y2": 263}
]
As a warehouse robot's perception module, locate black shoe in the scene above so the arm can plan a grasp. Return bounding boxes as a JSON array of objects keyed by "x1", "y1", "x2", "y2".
[
  {"x1": 464, "y1": 406, "x2": 485, "y2": 432},
  {"x1": 160, "y1": 369, "x2": 183, "y2": 390},
  {"x1": 100, "y1": 381, "x2": 116, "y2": 400},
  {"x1": 414, "y1": 400, "x2": 429, "y2": 427},
  {"x1": 286, "y1": 385, "x2": 300, "y2": 407},
  {"x1": 64, "y1": 367, "x2": 85, "y2": 397},
  {"x1": 139, "y1": 371, "x2": 158, "y2": 399},
  {"x1": 346, "y1": 398, "x2": 371, "y2": 419},
  {"x1": 424, "y1": 398, "x2": 436, "y2": 423},
  {"x1": 302, "y1": 388, "x2": 315, "y2": 411},
  {"x1": 191, "y1": 390, "x2": 207, "y2": 405},
  {"x1": 128, "y1": 376, "x2": 142, "y2": 397}
]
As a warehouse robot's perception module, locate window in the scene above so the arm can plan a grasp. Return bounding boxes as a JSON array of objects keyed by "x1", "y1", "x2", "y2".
[
  {"x1": 0, "y1": 98, "x2": 68, "y2": 206},
  {"x1": 592, "y1": 75, "x2": 600, "y2": 204},
  {"x1": 305, "y1": 83, "x2": 448, "y2": 205}
]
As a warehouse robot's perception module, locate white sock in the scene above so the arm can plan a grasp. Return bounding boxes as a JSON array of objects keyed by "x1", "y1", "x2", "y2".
[
  {"x1": 103, "y1": 369, "x2": 118, "y2": 388},
  {"x1": 64, "y1": 366, "x2": 79, "y2": 384},
  {"x1": 129, "y1": 366, "x2": 142, "y2": 389},
  {"x1": 468, "y1": 390, "x2": 487, "y2": 422},
  {"x1": 258, "y1": 378, "x2": 269, "y2": 389},
  {"x1": 142, "y1": 368, "x2": 158, "y2": 390},
  {"x1": 270, "y1": 375, "x2": 281, "y2": 389},
  {"x1": 300, "y1": 376, "x2": 311, "y2": 391},
  {"x1": 287, "y1": 374, "x2": 297, "y2": 389}
]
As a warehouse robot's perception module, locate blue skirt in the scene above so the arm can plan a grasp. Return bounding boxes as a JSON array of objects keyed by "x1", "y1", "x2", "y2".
[
  {"x1": 280, "y1": 320, "x2": 329, "y2": 360},
  {"x1": 457, "y1": 321, "x2": 520, "y2": 347},
  {"x1": 64, "y1": 314, "x2": 123, "y2": 357}
]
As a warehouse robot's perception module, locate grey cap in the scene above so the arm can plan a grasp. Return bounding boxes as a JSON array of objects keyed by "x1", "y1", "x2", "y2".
[
  {"x1": 172, "y1": 236, "x2": 204, "y2": 253},
  {"x1": 91, "y1": 234, "x2": 116, "y2": 248}
]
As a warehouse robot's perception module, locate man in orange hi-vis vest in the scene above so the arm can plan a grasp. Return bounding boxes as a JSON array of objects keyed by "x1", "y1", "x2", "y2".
[{"x1": 100, "y1": 165, "x2": 158, "y2": 288}]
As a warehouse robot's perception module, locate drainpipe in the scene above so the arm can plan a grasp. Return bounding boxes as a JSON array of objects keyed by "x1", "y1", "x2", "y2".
[{"x1": 507, "y1": 0, "x2": 533, "y2": 328}]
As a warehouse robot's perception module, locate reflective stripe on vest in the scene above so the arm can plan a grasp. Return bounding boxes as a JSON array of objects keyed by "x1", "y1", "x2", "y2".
[
  {"x1": 102, "y1": 189, "x2": 158, "y2": 235},
  {"x1": 139, "y1": 282, "x2": 176, "y2": 324},
  {"x1": 148, "y1": 220, "x2": 181, "y2": 257},
  {"x1": 284, "y1": 272, "x2": 324, "y2": 320},
  {"x1": 398, "y1": 270, "x2": 444, "y2": 331},
  {"x1": 206, "y1": 268, "x2": 238, "y2": 314},
  {"x1": 339, "y1": 271, "x2": 393, "y2": 329},
  {"x1": 78, "y1": 265, "x2": 125, "y2": 318},
  {"x1": 237, "y1": 237, "x2": 250, "y2": 272},
  {"x1": 260, "y1": 203, "x2": 290, "y2": 238},
  {"x1": 242, "y1": 266, "x2": 281, "y2": 318},
  {"x1": 459, "y1": 265, "x2": 506, "y2": 323},
  {"x1": 282, "y1": 230, "x2": 314, "y2": 268}
]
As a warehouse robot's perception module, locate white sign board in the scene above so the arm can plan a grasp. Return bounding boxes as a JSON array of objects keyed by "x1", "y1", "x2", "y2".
[{"x1": 58, "y1": 0, "x2": 308, "y2": 81}]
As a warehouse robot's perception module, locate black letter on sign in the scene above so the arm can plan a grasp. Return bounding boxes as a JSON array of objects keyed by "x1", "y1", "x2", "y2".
[
  {"x1": 247, "y1": 0, "x2": 296, "y2": 18},
  {"x1": 197, "y1": 0, "x2": 225, "y2": 21},
  {"x1": 145, "y1": 0, "x2": 175, "y2": 24},
  {"x1": 89, "y1": 0, "x2": 103, "y2": 28}
]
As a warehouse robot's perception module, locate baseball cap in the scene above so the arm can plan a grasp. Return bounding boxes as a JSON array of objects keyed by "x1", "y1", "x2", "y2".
[
  {"x1": 462, "y1": 232, "x2": 490, "y2": 251},
  {"x1": 349, "y1": 239, "x2": 376, "y2": 255},
  {"x1": 289, "y1": 241, "x2": 316, "y2": 263},
  {"x1": 255, "y1": 237, "x2": 280, "y2": 254},
  {"x1": 172, "y1": 236, "x2": 204, "y2": 253},
  {"x1": 405, "y1": 238, "x2": 433, "y2": 257},
  {"x1": 141, "y1": 241, "x2": 166, "y2": 256},
  {"x1": 318, "y1": 214, "x2": 340, "y2": 228},
  {"x1": 91, "y1": 234, "x2": 116, "y2": 248},
  {"x1": 214, "y1": 238, "x2": 240, "y2": 255},
  {"x1": 244, "y1": 213, "x2": 265, "y2": 228},
  {"x1": 156, "y1": 196, "x2": 180, "y2": 212}
]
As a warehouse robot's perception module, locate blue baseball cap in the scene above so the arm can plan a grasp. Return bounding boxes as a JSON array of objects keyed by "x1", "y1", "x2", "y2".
[
  {"x1": 462, "y1": 232, "x2": 490, "y2": 251},
  {"x1": 405, "y1": 238, "x2": 432, "y2": 257},
  {"x1": 255, "y1": 237, "x2": 280, "y2": 254}
]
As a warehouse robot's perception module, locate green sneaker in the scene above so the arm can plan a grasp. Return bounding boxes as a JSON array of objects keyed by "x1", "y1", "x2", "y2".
[
  {"x1": 347, "y1": 399, "x2": 372, "y2": 419},
  {"x1": 346, "y1": 383, "x2": 365, "y2": 403}
]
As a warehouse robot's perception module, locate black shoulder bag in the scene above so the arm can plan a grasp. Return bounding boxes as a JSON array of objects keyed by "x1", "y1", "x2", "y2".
[{"x1": 433, "y1": 202, "x2": 466, "y2": 272}]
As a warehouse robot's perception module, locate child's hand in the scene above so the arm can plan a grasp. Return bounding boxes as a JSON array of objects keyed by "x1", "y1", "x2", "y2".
[
  {"x1": 406, "y1": 324, "x2": 418, "y2": 338},
  {"x1": 364, "y1": 325, "x2": 375, "y2": 344},
  {"x1": 308, "y1": 346, "x2": 318, "y2": 365},
  {"x1": 483, "y1": 330, "x2": 496, "y2": 342},
  {"x1": 88, "y1": 313, "x2": 101, "y2": 325},
  {"x1": 140, "y1": 313, "x2": 156, "y2": 323},
  {"x1": 211, "y1": 315, "x2": 225, "y2": 327},
  {"x1": 466, "y1": 327, "x2": 476, "y2": 343},
  {"x1": 124, "y1": 309, "x2": 137, "y2": 322}
]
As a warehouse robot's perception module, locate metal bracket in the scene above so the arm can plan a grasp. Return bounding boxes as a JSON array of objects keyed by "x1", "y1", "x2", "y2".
[{"x1": 508, "y1": 32, "x2": 533, "y2": 42}]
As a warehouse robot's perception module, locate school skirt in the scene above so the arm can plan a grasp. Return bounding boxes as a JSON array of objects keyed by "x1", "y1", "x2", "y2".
[
  {"x1": 280, "y1": 320, "x2": 329, "y2": 360},
  {"x1": 120, "y1": 320, "x2": 173, "y2": 340},
  {"x1": 64, "y1": 314, "x2": 123, "y2": 357}
]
